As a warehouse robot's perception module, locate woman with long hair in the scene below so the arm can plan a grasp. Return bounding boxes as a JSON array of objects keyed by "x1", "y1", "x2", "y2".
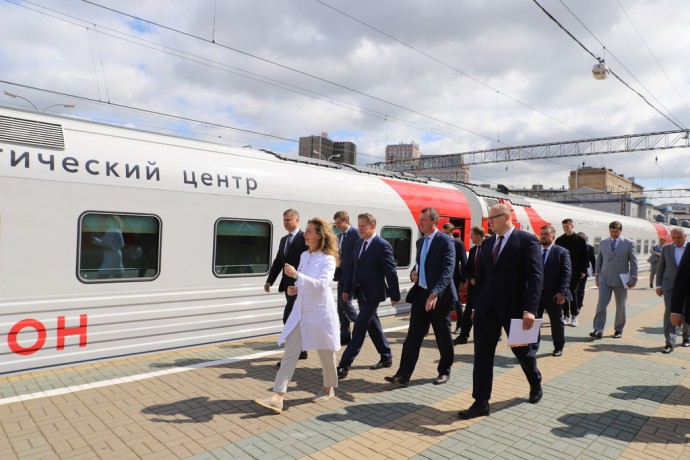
[{"x1": 255, "y1": 217, "x2": 340, "y2": 413}]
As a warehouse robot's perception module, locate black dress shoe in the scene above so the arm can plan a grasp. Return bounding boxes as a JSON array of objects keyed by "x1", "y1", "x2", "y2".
[
  {"x1": 458, "y1": 402, "x2": 490, "y2": 419},
  {"x1": 613, "y1": 331, "x2": 622, "y2": 339},
  {"x1": 590, "y1": 331, "x2": 603, "y2": 339},
  {"x1": 384, "y1": 375, "x2": 409, "y2": 387},
  {"x1": 370, "y1": 359, "x2": 393, "y2": 370},
  {"x1": 337, "y1": 366, "x2": 348, "y2": 379},
  {"x1": 453, "y1": 336, "x2": 468, "y2": 345},
  {"x1": 529, "y1": 385, "x2": 543, "y2": 404},
  {"x1": 662, "y1": 345, "x2": 673, "y2": 354},
  {"x1": 276, "y1": 361, "x2": 281, "y2": 368},
  {"x1": 299, "y1": 351, "x2": 308, "y2": 359},
  {"x1": 552, "y1": 349, "x2": 563, "y2": 357},
  {"x1": 433, "y1": 375, "x2": 449, "y2": 385}
]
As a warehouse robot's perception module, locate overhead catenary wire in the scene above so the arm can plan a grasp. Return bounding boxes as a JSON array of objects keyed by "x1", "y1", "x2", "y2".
[
  {"x1": 556, "y1": 0, "x2": 686, "y2": 128},
  {"x1": 5, "y1": 0, "x2": 489, "y2": 150},
  {"x1": 532, "y1": 0, "x2": 686, "y2": 131},
  {"x1": 80, "y1": 0, "x2": 499, "y2": 144}
]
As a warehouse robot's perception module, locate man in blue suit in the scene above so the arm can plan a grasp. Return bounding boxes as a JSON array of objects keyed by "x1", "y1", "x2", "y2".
[
  {"x1": 385, "y1": 208, "x2": 457, "y2": 386},
  {"x1": 534, "y1": 225, "x2": 572, "y2": 357},
  {"x1": 333, "y1": 211, "x2": 361, "y2": 345},
  {"x1": 337, "y1": 213, "x2": 401, "y2": 379},
  {"x1": 458, "y1": 203, "x2": 544, "y2": 419}
]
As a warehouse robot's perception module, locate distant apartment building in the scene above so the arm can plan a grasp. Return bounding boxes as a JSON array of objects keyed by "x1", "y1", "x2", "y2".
[
  {"x1": 298, "y1": 134, "x2": 356, "y2": 164},
  {"x1": 385, "y1": 141, "x2": 420, "y2": 161},
  {"x1": 383, "y1": 141, "x2": 470, "y2": 182},
  {"x1": 568, "y1": 166, "x2": 644, "y2": 197}
]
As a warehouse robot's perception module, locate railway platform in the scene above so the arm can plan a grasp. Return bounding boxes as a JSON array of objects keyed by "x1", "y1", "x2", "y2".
[{"x1": 1, "y1": 278, "x2": 689, "y2": 459}]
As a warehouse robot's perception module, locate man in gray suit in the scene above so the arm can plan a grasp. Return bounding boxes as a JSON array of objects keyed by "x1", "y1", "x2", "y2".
[
  {"x1": 590, "y1": 221, "x2": 638, "y2": 339},
  {"x1": 655, "y1": 229, "x2": 689, "y2": 353}
]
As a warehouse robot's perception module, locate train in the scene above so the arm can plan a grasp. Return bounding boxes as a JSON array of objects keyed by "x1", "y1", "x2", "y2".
[{"x1": 0, "y1": 105, "x2": 685, "y2": 376}]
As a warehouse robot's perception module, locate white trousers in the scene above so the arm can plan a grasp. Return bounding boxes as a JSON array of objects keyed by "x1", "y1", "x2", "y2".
[{"x1": 274, "y1": 323, "x2": 338, "y2": 394}]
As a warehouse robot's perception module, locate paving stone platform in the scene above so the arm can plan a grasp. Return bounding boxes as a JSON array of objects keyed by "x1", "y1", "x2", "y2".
[{"x1": 1, "y1": 278, "x2": 689, "y2": 459}]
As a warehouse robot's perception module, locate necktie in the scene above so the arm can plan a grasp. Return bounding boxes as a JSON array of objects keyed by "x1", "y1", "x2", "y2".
[
  {"x1": 338, "y1": 232, "x2": 344, "y2": 253},
  {"x1": 359, "y1": 240, "x2": 368, "y2": 259},
  {"x1": 542, "y1": 248, "x2": 548, "y2": 265},
  {"x1": 474, "y1": 245, "x2": 481, "y2": 276},
  {"x1": 284, "y1": 234, "x2": 293, "y2": 256},
  {"x1": 492, "y1": 235, "x2": 504, "y2": 266},
  {"x1": 610, "y1": 238, "x2": 616, "y2": 252},
  {"x1": 419, "y1": 237, "x2": 430, "y2": 288}
]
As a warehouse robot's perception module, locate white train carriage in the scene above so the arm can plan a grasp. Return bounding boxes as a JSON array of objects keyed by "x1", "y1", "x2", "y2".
[
  {"x1": 0, "y1": 106, "x2": 475, "y2": 375},
  {"x1": 1, "y1": 105, "x2": 683, "y2": 376}
]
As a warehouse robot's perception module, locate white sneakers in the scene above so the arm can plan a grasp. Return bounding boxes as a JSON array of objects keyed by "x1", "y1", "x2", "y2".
[
  {"x1": 571, "y1": 316, "x2": 579, "y2": 327},
  {"x1": 254, "y1": 396, "x2": 283, "y2": 414},
  {"x1": 563, "y1": 316, "x2": 571, "y2": 326},
  {"x1": 312, "y1": 387, "x2": 335, "y2": 403}
]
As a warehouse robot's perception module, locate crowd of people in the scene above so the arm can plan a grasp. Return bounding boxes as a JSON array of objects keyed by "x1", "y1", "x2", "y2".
[{"x1": 254, "y1": 206, "x2": 690, "y2": 417}]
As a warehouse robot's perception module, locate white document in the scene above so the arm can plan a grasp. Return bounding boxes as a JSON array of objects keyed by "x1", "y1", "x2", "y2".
[
  {"x1": 508, "y1": 318, "x2": 543, "y2": 345},
  {"x1": 619, "y1": 272, "x2": 630, "y2": 289}
]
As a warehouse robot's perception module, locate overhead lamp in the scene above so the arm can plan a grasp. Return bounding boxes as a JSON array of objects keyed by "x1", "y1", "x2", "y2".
[{"x1": 592, "y1": 61, "x2": 610, "y2": 80}]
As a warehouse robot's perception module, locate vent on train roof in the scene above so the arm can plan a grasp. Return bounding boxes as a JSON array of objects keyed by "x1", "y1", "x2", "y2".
[{"x1": 0, "y1": 115, "x2": 65, "y2": 150}]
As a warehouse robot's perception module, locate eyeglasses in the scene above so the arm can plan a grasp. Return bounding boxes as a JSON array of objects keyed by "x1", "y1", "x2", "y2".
[{"x1": 487, "y1": 213, "x2": 507, "y2": 221}]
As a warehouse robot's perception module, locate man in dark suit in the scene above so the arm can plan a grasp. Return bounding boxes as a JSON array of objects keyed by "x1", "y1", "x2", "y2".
[
  {"x1": 385, "y1": 208, "x2": 457, "y2": 386},
  {"x1": 442, "y1": 223, "x2": 468, "y2": 334},
  {"x1": 458, "y1": 204, "x2": 544, "y2": 419},
  {"x1": 265, "y1": 209, "x2": 309, "y2": 363},
  {"x1": 333, "y1": 211, "x2": 361, "y2": 345},
  {"x1": 576, "y1": 231, "x2": 596, "y2": 319},
  {"x1": 337, "y1": 213, "x2": 400, "y2": 379},
  {"x1": 555, "y1": 219, "x2": 588, "y2": 327},
  {"x1": 455, "y1": 226, "x2": 485, "y2": 345},
  {"x1": 665, "y1": 229, "x2": 689, "y2": 350},
  {"x1": 670, "y1": 245, "x2": 690, "y2": 329},
  {"x1": 535, "y1": 225, "x2": 572, "y2": 357}
]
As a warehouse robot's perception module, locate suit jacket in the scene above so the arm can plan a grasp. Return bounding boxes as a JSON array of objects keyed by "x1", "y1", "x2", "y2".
[
  {"x1": 334, "y1": 226, "x2": 361, "y2": 282},
  {"x1": 474, "y1": 228, "x2": 543, "y2": 318},
  {"x1": 344, "y1": 235, "x2": 401, "y2": 304},
  {"x1": 657, "y1": 244, "x2": 684, "y2": 292},
  {"x1": 540, "y1": 245, "x2": 572, "y2": 306},
  {"x1": 465, "y1": 244, "x2": 481, "y2": 307},
  {"x1": 266, "y1": 230, "x2": 308, "y2": 292},
  {"x1": 555, "y1": 233, "x2": 588, "y2": 278},
  {"x1": 595, "y1": 237, "x2": 638, "y2": 288},
  {"x1": 415, "y1": 232, "x2": 458, "y2": 307},
  {"x1": 670, "y1": 247, "x2": 690, "y2": 321},
  {"x1": 453, "y1": 239, "x2": 468, "y2": 286}
]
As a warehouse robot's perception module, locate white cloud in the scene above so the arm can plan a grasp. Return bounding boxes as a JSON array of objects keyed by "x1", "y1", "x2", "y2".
[{"x1": 1, "y1": 0, "x2": 688, "y2": 202}]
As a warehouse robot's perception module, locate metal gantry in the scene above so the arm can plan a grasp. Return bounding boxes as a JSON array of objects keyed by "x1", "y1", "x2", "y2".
[{"x1": 371, "y1": 129, "x2": 690, "y2": 171}]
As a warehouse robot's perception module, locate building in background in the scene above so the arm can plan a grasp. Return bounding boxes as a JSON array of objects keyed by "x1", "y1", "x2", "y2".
[
  {"x1": 383, "y1": 140, "x2": 470, "y2": 182},
  {"x1": 298, "y1": 134, "x2": 356, "y2": 164},
  {"x1": 568, "y1": 166, "x2": 644, "y2": 197}
]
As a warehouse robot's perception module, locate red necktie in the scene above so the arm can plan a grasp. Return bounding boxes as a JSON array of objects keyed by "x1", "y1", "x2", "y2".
[{"x1": 492, "y1": 236, "x2": 504, "y2": 266}]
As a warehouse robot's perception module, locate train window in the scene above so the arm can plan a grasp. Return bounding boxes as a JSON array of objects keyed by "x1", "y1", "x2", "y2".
[
  {"x1": 635, "y1": 239, "x2": 641, "y2": 254},
  {"x1": 381, "y1": 226, "x2": 412, "y2": 267},
  {"x1": 214, "y1": 219, "x2": 271, "y2": 276},
  {"x1": 78, "y1": 213, "x2": 160, "y2": 282},
  {"x1": 643, "y1": 240, "x2": 649, "y2": 253}
]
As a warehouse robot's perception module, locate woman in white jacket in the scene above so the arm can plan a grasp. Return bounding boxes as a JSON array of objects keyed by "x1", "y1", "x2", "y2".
[{"x1": 255, "y1": 217, "x2": 341, "y2": 414}]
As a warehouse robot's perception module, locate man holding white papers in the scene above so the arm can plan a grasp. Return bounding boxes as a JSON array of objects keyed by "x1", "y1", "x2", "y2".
[
  {"x1": 458, "y1": 204, "x2": 544, "y2": 420},
  {"x1": 590, "y1": 221, "x2": 638, "y2": 340},
  {"x1": 535, "y1": 225, "x2": 572, "y2": 357}
]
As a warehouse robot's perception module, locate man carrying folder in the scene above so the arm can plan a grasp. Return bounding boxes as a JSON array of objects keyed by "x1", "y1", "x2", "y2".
[{"x1": 458, "y1": 203, "x2": 544, "y2": 420}]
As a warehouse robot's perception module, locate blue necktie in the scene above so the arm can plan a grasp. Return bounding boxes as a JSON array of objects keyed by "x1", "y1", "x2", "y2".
[
  {"x1": 542, "y1": 248, "x2": 548, "y2": 265},
  {"x1": 610, "y1": 239, "x2": 616, "y2": 252},
  {"x1": 284, "y1": 234, "x2": 293, "y2": 256},
  {"x1": 419, "y1": 237, "x2": 430, "y2": 288}
]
